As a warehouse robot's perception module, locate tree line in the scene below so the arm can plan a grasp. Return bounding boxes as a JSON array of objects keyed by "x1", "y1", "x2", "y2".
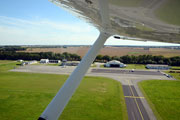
[
  {"x1": 0, "y1": 46, "x2": 27, "y2": 51},
  {"x1": 0, "y1": 51, "x2": 179, "y2": 66},
  {"x1": 0, "y1": 51, "x2": 81, "y2": 61},
  {"x1": 95, "y1": 55, "x2": 180, "y2": 66}
]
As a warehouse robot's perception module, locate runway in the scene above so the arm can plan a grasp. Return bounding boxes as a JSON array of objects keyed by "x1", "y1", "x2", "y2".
[{"x1": 123, "y1": 84, "x2": 150, "y2": 120}]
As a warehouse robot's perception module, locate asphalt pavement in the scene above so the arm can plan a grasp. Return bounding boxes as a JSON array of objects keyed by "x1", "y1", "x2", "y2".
[
  {"x1": 123, "y1": 85, "x2": 149, "y2": 120},
  {"x1": 91, "y1": 68, "x2": 162, "y2": 76}
]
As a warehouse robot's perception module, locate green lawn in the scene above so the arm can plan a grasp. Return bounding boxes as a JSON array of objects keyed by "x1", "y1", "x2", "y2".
[
  {"x1": 0, "y1": 61, "x2": 127, "y2": 120},
  {"x1": 166, "y1": 67, "x2": 180, "y2": 80},
  {"x1": 32, "y1": 62, "x2": 97, "y2": 67},
  {"x1": 45, "y1": 63, "x2": 61, "y2": 66},
  {"x1": 60, "y1": 76, "x2": 127, "y2": 120},
  {"x1": 139, "y1": 78, "x2": 180, "y2": 120},
  {"x1": 124, "y1": 64, "x2": 146, "y2": 69},
  {"x1": 0, "y1": 61, "x2": 18, "y2": 72},
  {"x1": 155, "y1": 0, "x2": 180, "y2": 26},
  {"x1": 171, "y1": 73, "x2": 180, "y2": 80},
  {"x1": 0, "y1": 60, "x2": 15, "y2": 64},
  {"x1": 30, "y1": 62, "x2": 61, "y2": 66},
  {"x1": 170, "y1": 66, "x2": 180, "y2": 70}
]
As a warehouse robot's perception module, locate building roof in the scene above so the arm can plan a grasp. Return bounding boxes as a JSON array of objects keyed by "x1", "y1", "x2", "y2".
[
  {"x1": 146, "y1": 64, "x2": 169, "y2": 67},
  {"x1": 107, "y1": 60, "x2": 123, "y2": 64}
]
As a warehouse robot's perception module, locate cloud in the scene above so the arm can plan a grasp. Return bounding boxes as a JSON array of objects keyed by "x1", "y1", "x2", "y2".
[
  {"x1": 0, "y1": 16, "x2": 99, "y2": 45},
  {"x1": 0, "y1": 16, "x2": 179, "y2": 46},
  {"x1": 0, "y1": 16, "x2": 96, "y2": 33}
]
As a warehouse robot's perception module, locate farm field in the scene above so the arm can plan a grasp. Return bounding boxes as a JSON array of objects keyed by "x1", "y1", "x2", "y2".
[
  {"x1": 0, "y1": 61, "x2": 127, "y2": 120},
  {"x1": 155, "y1": 0, "x2": 180, "y2": 26},
  {"x1": 139, "y1": 77, "x2": 180, "y2": 120},
  {"x1": 20, "y1": 47, "x2": 180, "y2": 57}
]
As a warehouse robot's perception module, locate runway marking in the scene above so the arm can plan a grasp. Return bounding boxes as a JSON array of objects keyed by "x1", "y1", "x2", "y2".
[
  {"x1": 128, "y1": 80, "x2": 144, "y2": 120},
  {"x1": 124, "y1": 96, "x2": 144, "y2": 99}
]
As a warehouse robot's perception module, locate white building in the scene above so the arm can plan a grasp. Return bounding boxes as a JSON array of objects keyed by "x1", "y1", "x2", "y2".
[
  {"x1": 40, "y1": 59, "x2": 49, "y2": 64},
  {"x1": 146, "y1": 64, "x2": 171, "y2": 70},
  {"x1": 104, "y1": 60, "x2": 126, "y2": 68}
]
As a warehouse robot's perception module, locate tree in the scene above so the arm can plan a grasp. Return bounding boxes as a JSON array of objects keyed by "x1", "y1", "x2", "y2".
[
  {"x1": 96, "y1": 55, "x2": 103, "y2": 62},
  {"x1": 102, "y1": 55, "x2": 111, "y2": 62},
  {"x1": 111, "y1": 56, "x2": 119, "y2": 61}
]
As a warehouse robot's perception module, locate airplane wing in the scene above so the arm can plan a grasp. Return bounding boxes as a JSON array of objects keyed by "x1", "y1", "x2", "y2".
[{"x1": 49, "y1": 0, "x2": 180, "y2": 43}]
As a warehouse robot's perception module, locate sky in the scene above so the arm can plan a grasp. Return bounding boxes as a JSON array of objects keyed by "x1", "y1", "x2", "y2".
[{"x1": 0, "y1": 0, "x2": 180, "y2": 46}]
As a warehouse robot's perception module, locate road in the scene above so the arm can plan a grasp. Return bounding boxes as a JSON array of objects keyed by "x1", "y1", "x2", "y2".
[{"x1": 11, "y1": 65, "x2": 175, "y2": 120}]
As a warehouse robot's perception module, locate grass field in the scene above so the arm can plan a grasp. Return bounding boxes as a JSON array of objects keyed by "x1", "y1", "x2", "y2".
[
  {"x1": 171, "y1": 66, "x2": 180, "y2": 70},
  {"x1": 169, "y1": 73, "x2": 180, "y2": 80},
  {"x1": 139, "y1": 78, "x2": 180, "y2": 120},
  {"x1": 0, "y1": 61, "x2": 18, "y2": 72},
  {"x1": 124, "y1": 64, "x2": 146, "y2": 69},
  {"x1": 155, "y1": 0, "x2": 180, "y2": 26},
  {"x1": 168, "y1": 70, "x2": 180, "y2": 81},
  {"x1": 31, "y1": 63, "x2": 61, "y2": 66},
  {"x1": 0, "y1": 61, "x2": 128, "y2": 120}
]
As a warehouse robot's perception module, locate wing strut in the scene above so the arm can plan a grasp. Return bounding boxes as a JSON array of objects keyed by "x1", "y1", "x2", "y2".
[
  {"x1": 38, "y1": 0, "x2": 111, "y2": 120},
  {"x1": 38, "y1": 32, "x2": 110, "y2": 120}
]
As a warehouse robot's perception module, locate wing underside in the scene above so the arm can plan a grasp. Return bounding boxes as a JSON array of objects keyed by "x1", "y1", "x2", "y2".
[{"x1": 50, "y1": 0, "x2": 180, "y2": 43}]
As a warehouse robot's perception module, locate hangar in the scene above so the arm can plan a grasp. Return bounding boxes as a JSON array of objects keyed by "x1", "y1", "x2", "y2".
[{"x1": 104, "y1": 60, "x2": 126, "y2": 68}]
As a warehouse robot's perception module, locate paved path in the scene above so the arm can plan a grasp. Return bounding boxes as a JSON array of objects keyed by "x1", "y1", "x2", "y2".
[{"x1": 11, "y1": 65, "x2": 175, "y2": 120}]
